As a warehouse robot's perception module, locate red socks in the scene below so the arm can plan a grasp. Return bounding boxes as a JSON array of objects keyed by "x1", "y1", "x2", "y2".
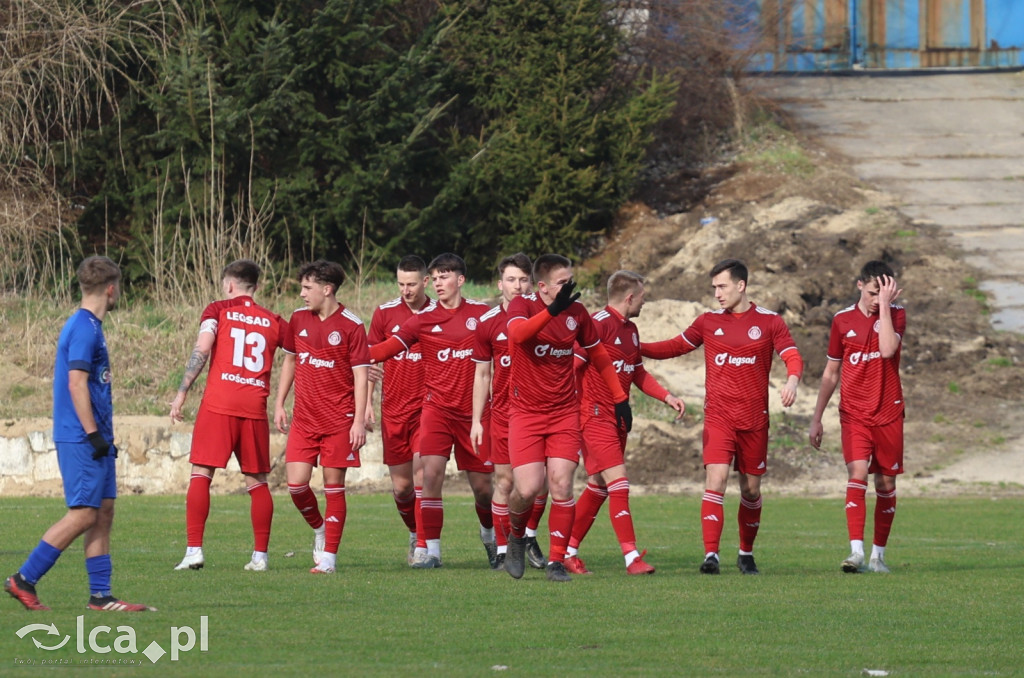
[
  {"x1": 475, "y1": 499, "x2": 493, "y2": 531},
  {"x1": 394, "y1": 490, "x2": 417, "y2": 532},
  {"x1": 420, "y1": 496, "x2": 443, "y2": 541},
  {"x1": 288, "y1": 483, "x2": 324, "y2": 529},
  {"x1": 547, "y1": 498, "x2": 576, "y2": 563},
  {"x1": 701, "y1": 490, "x2": 725, "y2": 554},
  {"x1": 185, "y1": 474, "x2": 212, "y2": 547},
  {"x1": 246, "y1": 481, "x2": 274, "y2": 553},
  {"x1": 874, "y1": 489, "x2": 897, "y2": 547},
  {"x1": 527, "y1": 492, "x2": 548, "y2": 531},
  {"x1": 568, "y1": 482, "x2": 608, "y2": 551},
  {"x1": 845, "y1": 479, "x2": 868, "y2": 542},
  {"x1": 737, "y1": 494, "x2": 762, "y2": 553},
  {"x1": 492, "y1": 502, "x2": 510, "y2": 547},
  {"x1": 607, "y1": 478, "x2": 637, "y2": 555}
]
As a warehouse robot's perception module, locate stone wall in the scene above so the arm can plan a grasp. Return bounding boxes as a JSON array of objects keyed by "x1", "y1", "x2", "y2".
[{"x1": 0, "y1": 416, "x2": 459, "y2": 496}]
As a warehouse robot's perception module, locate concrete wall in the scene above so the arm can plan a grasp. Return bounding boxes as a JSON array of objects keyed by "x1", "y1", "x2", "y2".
[{"x1": 0, "y1": 417, "x2": 459, "y2": 496}]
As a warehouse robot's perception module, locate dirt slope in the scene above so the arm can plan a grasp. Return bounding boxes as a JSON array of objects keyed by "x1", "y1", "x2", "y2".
[{"x1": 585, "y1": 139, "x2": 1024, "y2": 497}]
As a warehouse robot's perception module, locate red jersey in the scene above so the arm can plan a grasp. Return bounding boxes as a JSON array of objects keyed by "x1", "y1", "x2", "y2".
[
  {"x1": 198, "y1": 296, "x2": 289, "y2": 420},
  {"x1": 393, "y1": 298, "x2": 489, "y2": 420},
  {"x1": 286, "y1": 305, "x2": 371, "y2": 435},
  {"x1": 827, "y1": 303, "x2": 906, "y2": 427},
  {"x1": 473, "y1": 303, "x2": 513, "y2": 422},
  {"x1": 507, "y1": 293, "x2": 600, "y2": 412},
  {"x1": 644, "y1": 304, "x2": 798, "y2": 431},
  {"x1": 577, "y1": 306, "x2": 641, "y2": 420},
  {"x1": 367, "y1": 297, "x2": 427, "y2": 422}
]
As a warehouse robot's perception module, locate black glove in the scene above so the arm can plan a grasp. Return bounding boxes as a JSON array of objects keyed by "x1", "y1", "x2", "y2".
[
  {"x1": 546, "y1": 279, "x2": 580, "y2": 317},
  {"x1": 614, "y1": 400, "x2": 632, "y2": 433},
  {"x1": 88, "y1": 431, "x2": 110, "y2": 460}
]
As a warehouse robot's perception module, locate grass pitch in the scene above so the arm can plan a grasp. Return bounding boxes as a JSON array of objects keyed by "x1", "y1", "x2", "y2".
[{"x1": 1, "y1": 494, "x2": 1020, "y2": 676}]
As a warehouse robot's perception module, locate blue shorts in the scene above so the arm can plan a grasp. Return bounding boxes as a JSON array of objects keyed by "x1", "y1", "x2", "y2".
[{"x1": 56, "y1": 441, "x2": 117, "y2": 508}]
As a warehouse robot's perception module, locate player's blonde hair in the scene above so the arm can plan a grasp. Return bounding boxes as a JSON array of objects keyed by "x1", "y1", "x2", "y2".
[{"x1": 607, "y1": 270, "x2": 645, "y2": 302}]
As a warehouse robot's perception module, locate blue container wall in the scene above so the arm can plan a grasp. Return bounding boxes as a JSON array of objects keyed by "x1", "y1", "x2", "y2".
[{"x1": 745, "y1": 0, "x2": 1024, "y2": 71}]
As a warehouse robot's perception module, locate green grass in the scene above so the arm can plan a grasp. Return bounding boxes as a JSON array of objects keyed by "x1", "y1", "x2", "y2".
[{"x1": 1, "y1": 495, "x2": 1021, "y2": 676}]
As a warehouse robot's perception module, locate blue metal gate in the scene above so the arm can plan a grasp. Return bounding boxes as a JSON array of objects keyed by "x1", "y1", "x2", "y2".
[{"x1": 746, "y1": 0, "x2": 1024, "y2": 71}]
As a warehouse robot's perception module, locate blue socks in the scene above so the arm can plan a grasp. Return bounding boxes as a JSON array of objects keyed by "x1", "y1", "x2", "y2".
[
  {"x1": 86, "y1": 554, "x2": 112, "y2": 597},
  {"x1": 19, "y1": 540, "x2": 63, "y2": 585}
]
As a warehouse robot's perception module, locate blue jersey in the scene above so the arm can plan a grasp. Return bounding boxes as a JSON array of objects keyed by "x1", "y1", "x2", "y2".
[{"x1": 53, "y1": 309, "x2": 113, "y2": 444}]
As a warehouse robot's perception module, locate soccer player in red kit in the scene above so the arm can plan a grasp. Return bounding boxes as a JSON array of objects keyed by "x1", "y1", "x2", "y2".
[
  {"x1": 808, "y1": 260, "x2": 905, "y2": 574},
  {"x1": 470, "y1": 253, "x2": 548, "y2": 571},
  {"x1": 170, "y1": 260, "x2": 289, "y2": 572},
  {"x1": 504, "y1": 254, "x2": 633, "y2": 583},
  {"x1": 273, "y1": 261, "x2": 370, "y2": 574},
  {"x1": 366, "y1": 256, "x2": 431, "y2": 562},
  {"x1": 566, "y1": 271, "x2": 684, "y2": 576},
  {"x1": 370, "y1": 253, "x2": 494, "y2": 569},
  {"x1": 642, "y1": 259, "x2": 802, "y2": 575}
]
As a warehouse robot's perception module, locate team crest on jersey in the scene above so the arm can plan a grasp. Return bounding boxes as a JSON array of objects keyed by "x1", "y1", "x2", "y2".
[
  {"x1": 566, "y1": 316, "x2": 578, "y2": 331},
  {"x1": 101, "y1": 368, "x2": 112, "y2": 384},
  {"x1": 748, "y1": 326, "x2": 762, "y2": 340},
  {"x1": 466, "y1": 318, "x2": 478, "y2": 331},
  {"x1": 873, "y1": 320, "x2": 881, "y2": 333},
  {"x1": 328, "y1": 331, "x2": 342, "y2": 346},
  {"x1": 632, "y1": 332, "x2": 639, "y2": 346}
]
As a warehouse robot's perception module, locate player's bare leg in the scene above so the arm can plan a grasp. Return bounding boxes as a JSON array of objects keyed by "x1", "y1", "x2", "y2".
[
  {"x1": 736, "y1": 472, "x2": 762, "y2": 575},
  {"x1": 699, "y1": 463, "x2": 730, "y2": 574}
]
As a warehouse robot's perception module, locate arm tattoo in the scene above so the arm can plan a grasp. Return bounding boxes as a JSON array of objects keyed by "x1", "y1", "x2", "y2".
[{"x1": 178, "y1": 346, "x2": 209, "y2": 393}]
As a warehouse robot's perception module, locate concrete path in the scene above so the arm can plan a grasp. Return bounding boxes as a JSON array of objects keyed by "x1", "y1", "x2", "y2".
[{"x1": 752, "y1": 72, "x2": 1024, "y2": 333}]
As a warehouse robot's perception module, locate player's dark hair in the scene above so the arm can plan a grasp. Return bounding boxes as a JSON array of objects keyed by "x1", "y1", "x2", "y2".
[
  {"x1": 857, "y1": 260, "x2": 895, "y2": 282},
  {"x1": 222, "y1": 259, "x2": 261, "y2": 291},
  {"x1": 397, "y1": 255, "x2": 428, "y2": 277},
  {"x1": 77, "y1": 256, "x2": 121, "y2": 295},
  {"x1": 710, "y1": 258, "x2": 748, "y2": 284},
  {"x1": 607, "y1": 270, "x2": 645, "y2": 302},
  {"x1": 298, "y1": 260, "x2": 345, "y2": 295},
  {"x1": 498, "y1": 252, "x2": 533, "y2": 279},
  {"x1": 533, "y1": 254, "x2": 572, "y2": 283},
  {"x1": 428, "y1": 252, "x2": 466, "y2": 277}
]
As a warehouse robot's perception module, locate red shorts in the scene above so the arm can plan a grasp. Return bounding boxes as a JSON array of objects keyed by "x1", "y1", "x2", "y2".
[
  {"x1": 285, "y1": 422, "x2": 360, "y2": 469},
  {"x1": 580, "y1": 416, "x2": 627, "y2": 476},
  {"x1": 190, "y1": 408, "x2": 270, "y2": 474},
  {"x1": 489, "y1": 414, "x2": 510, "y2": 466},
  {"x1": 419, "y1": 406, "x2": 491, "y2": 474},
  {"x1": 841, "y1": 416, "x2": 904, "y2": 476},
  {"x1": 702, "y1": 421, "x2": 768, "y2": 476},
  {"x1": 508, "y1": 408, "x2": 581, "y2": 469},
  {"x1": 380, "y1": 415, "x2": 420, "y2": 467}
]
